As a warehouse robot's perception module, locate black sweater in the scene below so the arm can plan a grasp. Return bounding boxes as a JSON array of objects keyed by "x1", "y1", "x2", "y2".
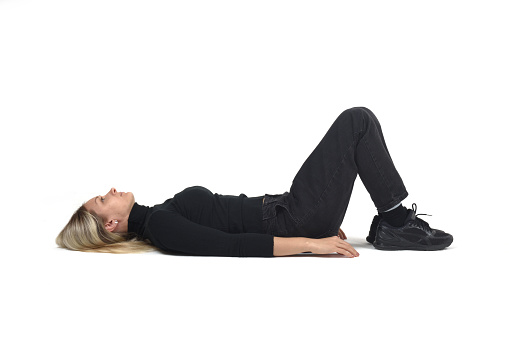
[{"x1": 127, "y1": 186, "x2": 274, "y2": 257}]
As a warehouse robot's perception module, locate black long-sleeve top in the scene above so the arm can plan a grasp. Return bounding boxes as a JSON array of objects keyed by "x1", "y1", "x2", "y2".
[{"x1": 127, "y1": 186, "x2": 274, "y2": 257}]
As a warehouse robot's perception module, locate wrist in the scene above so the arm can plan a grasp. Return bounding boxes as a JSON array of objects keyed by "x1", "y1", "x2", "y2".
[
  {"x1": 304, "y1": 238, "x2": 315, "y2": 253},
  {"x1": 273, "y1": 237, "x2": 315, "y2": 256}
]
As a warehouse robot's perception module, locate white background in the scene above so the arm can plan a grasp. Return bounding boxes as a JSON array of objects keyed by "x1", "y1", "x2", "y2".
[{"x1": 1, "y1": 0, "x2": 507, "y2": 338}]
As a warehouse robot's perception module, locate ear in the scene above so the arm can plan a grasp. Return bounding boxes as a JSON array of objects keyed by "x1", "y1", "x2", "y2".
[{"x1": 104, "y1": 219, "x2": 118, "y2": 232}]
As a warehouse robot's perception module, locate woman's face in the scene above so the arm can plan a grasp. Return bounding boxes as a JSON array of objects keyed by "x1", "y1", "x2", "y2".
[{"x1": 84, "y1": 187, "x2": 135, "y2": 222}]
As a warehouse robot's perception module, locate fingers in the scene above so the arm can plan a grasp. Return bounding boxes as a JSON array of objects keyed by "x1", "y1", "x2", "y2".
[
  {"x1": 337, "y1": 248, "x2": 355, "y2": 258},
  {"x1": 313, "y1": 236, "x2": 359, "y2": 257},
  {"x1": 337, "y1": 228, "x2": 347, "y2": 240},
  {"x1": 335, "y1": 238, "x2": 359, "y2": 257}
]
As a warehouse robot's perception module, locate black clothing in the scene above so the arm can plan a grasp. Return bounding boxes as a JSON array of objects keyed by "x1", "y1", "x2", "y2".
[
  {"x1": 128, "y1": 186, "x2": 274, "y2": 257},
  {"x1": 378, "y1": 204, "x2": 407, "y2": 227},
  {"x1": 262, "y1": 107, "x2": 408, "y2": 238},
  {"x1": 128, "y1": 107, "x2": 409, "y2": 257}
]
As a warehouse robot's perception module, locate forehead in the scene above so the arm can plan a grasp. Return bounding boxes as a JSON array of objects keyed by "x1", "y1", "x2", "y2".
[{"x1": 84, "y1": 196, "x2": 98, "y2": 212}]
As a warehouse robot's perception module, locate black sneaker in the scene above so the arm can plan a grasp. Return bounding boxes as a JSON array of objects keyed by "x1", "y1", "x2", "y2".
[
  {"x1": 366, "y1": 215, "x2": 381, "y2": 244},
  {"x1": 373, "y1": 203, "x2": 453, "y2": 251}
]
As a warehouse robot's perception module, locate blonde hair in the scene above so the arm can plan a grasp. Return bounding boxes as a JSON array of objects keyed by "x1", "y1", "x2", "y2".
[{"x1": 56, "y1": 205, "x2": 158, "y2": 254}]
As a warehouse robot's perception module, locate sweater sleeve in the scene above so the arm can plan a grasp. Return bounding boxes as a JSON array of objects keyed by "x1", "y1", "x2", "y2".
[{"x1": 145, "y1": 209, "x2": 274, "y2": 257}]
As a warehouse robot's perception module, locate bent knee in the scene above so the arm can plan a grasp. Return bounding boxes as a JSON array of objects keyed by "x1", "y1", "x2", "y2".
[{"x1": 340, "y1": 106, "x2": 372, "y2": 121}]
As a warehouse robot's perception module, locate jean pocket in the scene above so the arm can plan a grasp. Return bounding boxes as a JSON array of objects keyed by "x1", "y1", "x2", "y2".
[
  {"x1": 262, "y1": 192, "x2": 301, "y2": 236},
  {"x1": 262, "y1": 193, "x2": 285, "y2": 219},
  {"x1": 263, "y1": 192, "x2": 299, "y2": 222}
]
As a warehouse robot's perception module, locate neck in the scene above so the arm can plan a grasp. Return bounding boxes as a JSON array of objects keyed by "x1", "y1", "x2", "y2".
[
  {"x1": 114, "y1": 220, "x2": 129, "y2": 233},
  {"x1": 127, "y1": 202, "x2": 152, "y2": 236}
]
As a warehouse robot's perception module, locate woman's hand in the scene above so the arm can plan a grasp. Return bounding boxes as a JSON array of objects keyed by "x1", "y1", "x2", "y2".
[
  {"x1": 337, "y1": 228, "x2": 347, "y2": 240},
  {"x1": 308, "y1": 236, "x2": 359, "y2": 257}
]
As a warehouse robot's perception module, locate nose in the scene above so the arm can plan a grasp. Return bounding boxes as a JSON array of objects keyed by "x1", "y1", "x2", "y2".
[{"x1": 110, "y1": 187, "x2": 117, "y2": 195}]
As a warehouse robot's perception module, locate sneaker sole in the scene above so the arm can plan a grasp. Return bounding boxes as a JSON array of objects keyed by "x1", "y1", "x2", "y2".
[{"x1": 373, "y1": 236, "x2": 453, "y2": 251}]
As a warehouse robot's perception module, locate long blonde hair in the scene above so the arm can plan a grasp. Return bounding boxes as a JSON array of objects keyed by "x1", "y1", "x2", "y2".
[{"x1": 56, "y1": 205, "x2": 158, "y2": 254}]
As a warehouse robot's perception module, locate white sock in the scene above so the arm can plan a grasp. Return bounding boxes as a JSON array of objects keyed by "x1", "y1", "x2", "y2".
[{"x1": 382, "y1": 202, "x2": 401, "y2": 213}]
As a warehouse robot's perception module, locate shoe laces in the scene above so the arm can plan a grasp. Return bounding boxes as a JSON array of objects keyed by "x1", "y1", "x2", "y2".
[{"x1": 411, "y1": 203, "x2": 432, "y2": 233}]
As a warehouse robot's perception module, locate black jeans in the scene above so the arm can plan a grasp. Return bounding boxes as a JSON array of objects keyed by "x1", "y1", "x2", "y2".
[{"x1": 262, "y1": 107, "x2": 408, "y2": 238}]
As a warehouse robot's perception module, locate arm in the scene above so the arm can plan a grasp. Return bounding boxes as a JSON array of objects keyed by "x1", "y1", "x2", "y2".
[{"x1": 146, "y1": 209, "x2": 357, "y2": 257}]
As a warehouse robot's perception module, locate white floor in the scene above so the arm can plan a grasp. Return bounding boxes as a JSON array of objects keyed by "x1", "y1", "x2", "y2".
[
  {"x1": 3, "y1": 202, "x2": 507, "y2": 339},
  {"x1": 1, "y1": 1, "x2": 508, "y2": 338}
]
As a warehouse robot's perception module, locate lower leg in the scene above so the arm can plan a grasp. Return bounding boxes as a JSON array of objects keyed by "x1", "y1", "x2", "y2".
[{"x1": 352, "y1": 107, "x2": 409, "y2": 211}]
